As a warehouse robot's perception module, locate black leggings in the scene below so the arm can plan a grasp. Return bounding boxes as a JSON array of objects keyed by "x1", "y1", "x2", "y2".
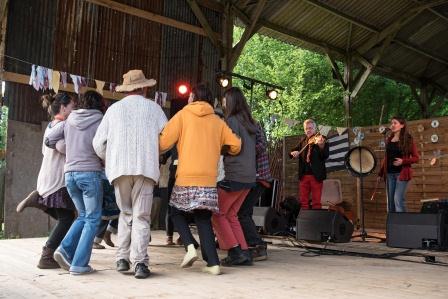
[
  {"x1": 166, "y1": 177, "x2": 176, "y2": 237},
  {"x1": 45, "y1": 208, "x2": 76, "y2": 250},
  {"x1": 238, "y1": 183, "x2": 266, "y2": 247},
  {"x1": 170, "y1": 207, "x2": 219, "y2": 266}
]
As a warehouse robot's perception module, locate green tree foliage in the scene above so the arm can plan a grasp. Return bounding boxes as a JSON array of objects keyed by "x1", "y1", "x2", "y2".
[
  {"x1": 232, "y1": 27, "x2": 447, "y2": 138},
  {"x1": 0, "y1": 106, "x2": 7, "y2": 151}
]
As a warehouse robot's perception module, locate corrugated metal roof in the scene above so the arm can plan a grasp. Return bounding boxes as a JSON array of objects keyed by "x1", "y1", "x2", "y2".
[{"x1": 239, "y1": 0, "x2": 448, "y2": 92}]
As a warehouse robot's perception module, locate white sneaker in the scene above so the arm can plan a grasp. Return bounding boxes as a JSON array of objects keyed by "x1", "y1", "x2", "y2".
[
  {"x1": 180, "y1": 244, "x2": 198, "y2": 268},
  {"x1": 202, "y1": 265, "x2": 221, "y2": 275}
]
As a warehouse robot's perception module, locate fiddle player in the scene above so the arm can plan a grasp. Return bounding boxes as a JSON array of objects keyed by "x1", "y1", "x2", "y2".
[{"x1": 290, "y1": 119, "x2": 329, "y2": 210}]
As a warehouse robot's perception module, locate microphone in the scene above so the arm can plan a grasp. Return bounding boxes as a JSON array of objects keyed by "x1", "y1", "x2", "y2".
[{"x1": 379, "y1": 126, "x2": 391, "y2": 135}]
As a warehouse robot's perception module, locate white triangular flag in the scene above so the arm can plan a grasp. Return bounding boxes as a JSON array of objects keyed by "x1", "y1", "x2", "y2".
[
  {"x1": 337, "y1": 127, "x2": 348, "y2": 136},
  {"x1": 52, "y1": 71, "x2": 60, "y2": 93},
  {"x1": 319, "y1": 125, "x2": 331, "y2": 137},
  {"x1": 284, "y1": 118, "x2": 299, "y2": 128},
  {"x1": 95, "y1": 80, "x2": 105, "y2": 95}
]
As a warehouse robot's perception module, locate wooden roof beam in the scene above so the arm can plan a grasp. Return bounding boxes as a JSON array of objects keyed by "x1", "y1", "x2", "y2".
[
  {"x1": 85, "y1": 0, "x2": 220, "y2": 38},
  {"x1": 0, "y1": 71, "x2": 126, "y2": 101},
  {"x1": 187, "y1": 0, "x2": 223, "y2": 53},
  {"x1": 195, "y1": 0, "x2": 225, "y2": 12},
  {"x1": 411, "y1": 0, "x2": 448, "y2": 22},
  {"x1": 302, "y1": 0, "x2": 448, "y2": 66},
  {"x1": 357, "y1": 0, "x2": 448, "y2": 54}
]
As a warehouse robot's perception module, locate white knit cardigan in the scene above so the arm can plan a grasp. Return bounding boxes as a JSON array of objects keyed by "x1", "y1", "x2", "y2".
[{"x1": 93, "y1": 95, "x2": 167, "y2": 183}]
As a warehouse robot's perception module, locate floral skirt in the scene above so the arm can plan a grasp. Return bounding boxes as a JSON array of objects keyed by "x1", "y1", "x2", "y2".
[
  {"x1": 169, "y1": 186, "x2": 219, "y2": 213},
  {"x1": 37, "y1": 187, "x2": 75, "y2": 211}
]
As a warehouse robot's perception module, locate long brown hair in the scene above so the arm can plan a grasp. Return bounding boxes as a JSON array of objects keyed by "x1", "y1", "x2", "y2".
[
  {"x1": 41, "y1": 92, "x2": 73, "y2": 118},
  {"x1": 224, "y1": 87, "x2": 257, "y2": 134},
  {"x1": 389, "y1": 116, "x2": 413, "y2": 156}
]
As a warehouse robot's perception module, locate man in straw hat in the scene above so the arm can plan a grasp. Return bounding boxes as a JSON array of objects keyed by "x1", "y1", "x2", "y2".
[{"x1": 93, "y1": 70, "x2": 167, "y2": 279}]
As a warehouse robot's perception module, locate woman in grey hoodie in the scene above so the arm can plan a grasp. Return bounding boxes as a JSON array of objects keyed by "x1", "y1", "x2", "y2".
[
  {"x1": 45, "y1": 90, "x2": 104, "y2": 275},
  {"x1": 212, "y1": 87, "x2": 257, "y2": 266}
]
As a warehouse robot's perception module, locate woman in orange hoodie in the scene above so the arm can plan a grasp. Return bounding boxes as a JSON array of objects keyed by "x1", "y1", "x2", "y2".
[{"x1": 159, "y1": 83, "x2": 241, "y2": 275}]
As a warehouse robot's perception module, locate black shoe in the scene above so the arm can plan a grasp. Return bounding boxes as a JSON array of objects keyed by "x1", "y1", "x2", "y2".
[
  {"x1": 220, "y1": 246, "x2": 252, "y2": 267},
  {"x1": 250, "y1": 245, "x2": 268, "y2": 261},
  {"x1": 134, "y1": 263, "x2": 151, "y2": 279},
  {"x1": 116, "y1": 259, "x2": 130, "y2": 272}
]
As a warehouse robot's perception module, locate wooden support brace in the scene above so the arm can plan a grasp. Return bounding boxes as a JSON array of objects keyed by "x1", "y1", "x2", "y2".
[
  {"x1": 325, "y1": 52, "x2": 346, "y2": 89},
  {"x1": 85, "y1": 0, "x2": 220, "y2": 38},
  {"x1": 351, "y1": 33, "x2": 396, "y2": 98},
  {"x1": 187, "y1": 0, "x2": 223, "y2": 53}
]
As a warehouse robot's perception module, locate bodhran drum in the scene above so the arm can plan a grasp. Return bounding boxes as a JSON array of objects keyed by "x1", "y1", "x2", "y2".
[{"x1": 344, "y1": 146, "x2": 377, "y2": 177}]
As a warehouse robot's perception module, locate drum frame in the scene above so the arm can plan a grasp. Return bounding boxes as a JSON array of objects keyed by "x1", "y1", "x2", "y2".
[{"x1": 345, "y1": 146, "x2": 377, "y2": 177}]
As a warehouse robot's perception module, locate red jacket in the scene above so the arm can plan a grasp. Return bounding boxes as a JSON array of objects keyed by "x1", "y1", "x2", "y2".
[{"x1": 378, "y1": 137, "x2": 419, "y2": 181}]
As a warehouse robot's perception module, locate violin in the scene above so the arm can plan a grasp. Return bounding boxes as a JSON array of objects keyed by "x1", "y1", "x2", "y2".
[{"x1": 296, "y1": 133, "x2": 327, "y2": 155}]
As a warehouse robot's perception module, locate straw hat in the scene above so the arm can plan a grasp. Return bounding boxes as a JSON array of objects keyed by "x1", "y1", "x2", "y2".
[{"x1": 115, "y1": 70, "x2": 156, "y2": 92}]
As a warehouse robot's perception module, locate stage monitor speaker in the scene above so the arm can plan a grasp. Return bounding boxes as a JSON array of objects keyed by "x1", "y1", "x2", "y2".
[
  {"x1": 296, "y1": 209, "x2": 354, "y2": 243},
  {"x1": 421, "y1": 199, "x2": 448, "y2": 214},
  {"x1": 386, "y1": 212, "x2": 448, "y2": 250},
  {"x1": 252, "y1": 207, "x2": 287, "y2": 235}
]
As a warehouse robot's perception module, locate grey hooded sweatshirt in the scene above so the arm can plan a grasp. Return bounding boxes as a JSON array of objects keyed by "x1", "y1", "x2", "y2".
[{"x1": 45, "y1": 109, "x2": 103, "y2": 173}]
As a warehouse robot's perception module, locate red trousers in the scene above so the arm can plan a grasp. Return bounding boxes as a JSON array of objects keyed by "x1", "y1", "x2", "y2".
[
  {"x1": 212, "y1": 188, "x2": 250, "y2": 250},
  {"x1": 299, "y1": 175, "x2": 323, "y2": 209}
]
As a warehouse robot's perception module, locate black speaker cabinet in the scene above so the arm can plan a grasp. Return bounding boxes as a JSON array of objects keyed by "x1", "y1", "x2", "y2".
[
  {"x1": 296, "y1": 209, "x2": 354, "y2": 243},
  {"x1": 252, "y1": 207, "x2": 287, "y2": 235},
  {"x1": 386, "y1": 212, "x2": 448, "y2": 250}
]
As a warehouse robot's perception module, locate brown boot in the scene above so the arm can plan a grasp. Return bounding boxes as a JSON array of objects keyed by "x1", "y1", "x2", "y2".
[
  {"x1": 37, "y1": 246, "x2": 60, "y2": 269},
  {"x1": 103, "y1": 230, "x2": 115, "y2": 247},
  {"x1": 16, "y1": 190, "x2": 45, "y2": 213},
  {"x1": 166, "y1": 236, "x2": 175, "y2": 246},
  {"x1": 93, "y1": 242, "x2": 105, "y2": 249}
]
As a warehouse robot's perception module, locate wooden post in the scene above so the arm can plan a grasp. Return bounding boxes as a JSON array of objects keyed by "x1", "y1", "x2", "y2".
[
  {"x1": 343, "y1": 54, "x2": 352, "y2": 128},
  {"x1": 0, "y1": 0, "x2": 8, "y2": 78},
  {"x1": 221, "y1": 2, "x2": 233, "y2": 83}
]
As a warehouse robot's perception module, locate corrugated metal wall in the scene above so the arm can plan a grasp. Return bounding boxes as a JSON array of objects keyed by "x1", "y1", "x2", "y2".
[
  {"x1": 159, "y1": 0, "x2": 221, "y2": 104},
  {"x1": 5, "y1": 0, "x2": 222, "y2": 123},
  {"x1": 4, "y1": 0, "x2": 166, "y2": 123}
]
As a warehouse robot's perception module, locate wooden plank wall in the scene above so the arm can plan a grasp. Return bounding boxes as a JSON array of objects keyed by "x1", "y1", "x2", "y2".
[{"x1": 281, "y1": 116, "x2": 448, "y2": 230}]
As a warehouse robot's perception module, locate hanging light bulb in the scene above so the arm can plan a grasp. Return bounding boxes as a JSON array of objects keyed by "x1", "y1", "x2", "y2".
[
  {"x1": 266, "y1": 88, "x2": 278, "y2": 100},
  {"x1": 216, "y1": 73, "x2": 230, "y2": 88}
]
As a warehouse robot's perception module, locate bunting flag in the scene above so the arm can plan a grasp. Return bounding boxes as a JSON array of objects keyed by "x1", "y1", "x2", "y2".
[
  {"x1": 325, "y1": 131, "x2": 350, "y2": 172},
  {"x1": 95, "y1": 80, "x2": 105, "y2": 95},
  {"x1": 318, "y1": 125, "x2": 331, "y2": 136},
  {"x1": 52, "y1": 70, "x2": 61, "y2": 93},
  {"x1": 336, "y1": 127, "x2": 348, "y2": 136},
  {"x1": 284, "y1": 118, "x2": 299, "y2": 128}
]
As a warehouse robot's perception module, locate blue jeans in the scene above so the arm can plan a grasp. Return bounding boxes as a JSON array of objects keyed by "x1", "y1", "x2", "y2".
[
  {"x1": 59, "y1": 171, "x2": 103, "y2": 273},
  {"x1": 386, "y1": 173, "x2": 409, "y2": 213}
]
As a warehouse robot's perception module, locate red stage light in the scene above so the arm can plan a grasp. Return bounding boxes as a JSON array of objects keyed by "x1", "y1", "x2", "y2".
[{"x1": 177, "y1": 84, "x2": 189, "y2": 96}]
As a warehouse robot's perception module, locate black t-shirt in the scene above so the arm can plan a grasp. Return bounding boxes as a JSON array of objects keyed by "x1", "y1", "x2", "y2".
[{"x1": 387, "y1": 141, "x2": 402, "y2": 173}]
